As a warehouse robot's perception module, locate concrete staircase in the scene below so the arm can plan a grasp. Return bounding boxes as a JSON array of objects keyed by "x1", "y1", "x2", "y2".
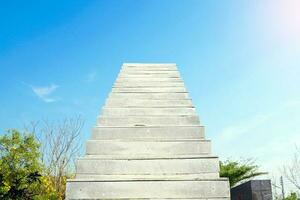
[{"x1": 66, "y1": 63, "x2": 230, "y2": 200}]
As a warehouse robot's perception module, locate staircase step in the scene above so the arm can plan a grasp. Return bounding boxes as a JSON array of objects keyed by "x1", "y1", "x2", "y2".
[
  {"x1": 76, "y1": 157, "x2": 220, "y2": 175},
  {"x1": 66, "y1": 179, "x2": 230, "y2": 199},
  {"x1": 114, "y1": 81, "x2": 184, "y2": 87},
  {"x1": 116, "y1": 77, "x2": 183, "y2": 82},
  {"x1": 101, "y1": 107, "x2": 197, "y2": 116},
  {"x1": 118, "y1": 74, "x2": 180, "y2": 78},
  {"x1": 105, "y1": 99, "x2": 193, "y2": 107},
  {"x1": 123, "y1": 63, "x2": 177, "y2": 70},
  {"x1": 109, "y1": 92, "x2": 189, "y2": 99},
  {"x1": 92, "y1": 126, "x2": 205, "y2": 140},
  {"x1": 85, "y1": 139, "x2": 211, "y2": 155},
  {"x1": 75, "y1": 173, "x2": 219, "y2": 180},
  {"x1": 81, "y1": 154, "x2": 216, "y2": 160},
  {"x1": 120, "y1": 70, "x2": 180, "y2": 75},
  {"x1": 112, "y1": 87, "x2": 186, "y2": 93},
  {"x1": 97, "y1": 115, "x2": 199, "y2": 126}
]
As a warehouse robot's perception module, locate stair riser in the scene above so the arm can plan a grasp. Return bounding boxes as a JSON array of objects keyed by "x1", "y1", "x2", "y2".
[
  {"x1": 116, "y1": 78, "x2": 182, "y2": 82},
  {"x1": 118, "y1": 74, "x2": 180, "y2": 78},
  {"x1": 120, "y1": 70, "x2": 180, "y2": 75},
  {"x1": 109, "y1": 93, "x2": 189, "y2": 99},
  {"x1": 85, "y1": 140, "x2": 211, "y2": 155},
  {"x1": 114, "y1": 82, "x2": 185, "y2": 87},
  {"x1": 76, "y1": 158, "x2": 219, "y2": 175},
  {"x1": 75, "y1": 173, "x2": 219, "y2": 180},
  {"x1": 122, "y1": 66, "x2": 177, "y2": 70},
  {"x1": 101, "y1": 108, "x2": 197, "y2": 116},
  {"x1": 66, "y1": 180, "x2": 230, "y2": 199},
  {"x1": 105, "y1": 99, "x2": 193, "y2": 107},
  {"x1": 97, "y1": 116, "x2": 199, "y2": 126},
  {"x1": 111, "y1": 87, "x2": 187, "y2": 93},
  {"x1": 92, "y1": 126, "x2": 205, "y2": 140},
  {"x1": 122, "y1": 65, "x2": 177, "y2": 69}
]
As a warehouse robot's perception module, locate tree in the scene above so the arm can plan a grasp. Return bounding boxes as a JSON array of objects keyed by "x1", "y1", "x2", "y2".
[
  {"x1": 25, "y1": 116, "x2": 84, "y2": 199},
  {"x1": 220, "y1": 159, "x2": 267, "y2": 187},
  {"x1": 283, "y1": 147, "x2": 300, "y2": 190},
  {"x1": 284, "y1": 192, "x2": 299, "y2": 200},
  {"x1": 0, "y1": 130, "x2": 43, "y2": 199}
]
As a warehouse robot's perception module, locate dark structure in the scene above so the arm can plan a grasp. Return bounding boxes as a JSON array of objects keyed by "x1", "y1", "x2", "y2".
[{"x1": 231, "y1": 180, "x2": 272, "y2": 200}]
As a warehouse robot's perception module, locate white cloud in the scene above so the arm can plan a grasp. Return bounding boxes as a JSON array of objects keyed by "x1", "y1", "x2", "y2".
[{"x1": 31, "y1": 84, "x2": 59, "y2": 103}]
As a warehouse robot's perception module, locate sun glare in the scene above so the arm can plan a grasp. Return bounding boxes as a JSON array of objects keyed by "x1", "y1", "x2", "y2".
[{"x1": 265, "y1": 0, "x2": 300, "y2": 42}]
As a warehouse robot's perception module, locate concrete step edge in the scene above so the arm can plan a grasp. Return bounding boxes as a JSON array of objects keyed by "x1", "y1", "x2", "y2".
[
  {"x1": 94, "y1": 125, "x2": 204, "y2": 128},
  {"x1": 98, "y1": 115, "x2": 199, "y2": 118},
  {"x1": 67, "y1": 178, "x2": 229, "y2": 182},
  {"x1": 113, "y1": 86, "x2": 186, "y2": 88},
  {"x1": 71, "y1": 174, "x2": 223, "y2": 182},
  {"x1": 73, "y1": 174, "x2": 221, "y2": 181},
  {"x1": 86, "y1": 139, "x2": 210, "y2": 142},
  {"x1": 79, "y1": 155, "x2": 218, "y2": 160},
  {"x1": 103, "y1": 106, "x2": 195, "y2": 108},
  {"x1": 86, "y1": 139, "x2": 208, "y2": 142},
  {"x1": 102, "y1": 104, "x2": 195, "y2": 109}
]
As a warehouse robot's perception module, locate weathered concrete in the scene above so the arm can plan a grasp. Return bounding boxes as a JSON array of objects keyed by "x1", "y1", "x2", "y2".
[
  {"x1": 66, "y1": 63, "x2": 230, "y2": 199},
  {"x1": 122, "y1": 63, "x2": 177, "y2": 70},
  {"x1": 75, "y1": 157, "x2": 219, "y2": 175},
  {"x1": 85, "y1": 139, "x2": 211, "y2": 155},
  {"x1": 92, "y1": 126, "x2": 205, "y2": 140},
  {"x1": 97, "y1": 115, "x2": 199, "y2": 126},
  {"x1": 109, "y1": 92, "x2": 190, "y2": 99},
  {"x1": 111, "y1": 86, "x2": 187, "y2": 93},
  {"x1": 116, "y1": 77, "x2": 183, "y2": 82},
  {"x1": 123, "y1": 63, "x2": 176, "y2": 66},
  {"x1": 119, "y1": 72, "x2": 181, "y2": 77},
  {"x1": 75, "y1": 173, "x2": 220, "y2": 180},
  {"x1": 66, "y1": 179, "x2": 230, "y2": 199},
  {"x1": 120, "y1": 70, "x2": 180, "y2": 75},
  {"x1": 101, "y1": 107, "x2": 197, "y2": 116},
  {"x1": 105, "y1": 99, "x2": 193, "y2": 107},
  {"x1": 114, "y1": 81, "x2": 185, "y2": 87}
]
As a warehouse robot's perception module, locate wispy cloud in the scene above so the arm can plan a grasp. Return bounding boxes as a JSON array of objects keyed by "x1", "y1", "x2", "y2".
[
  {"x1": 218, "y1": 114, "x2": 271, "y2": 143},
  {"x1": 30, "y1": 84, "x2": 59, "y2": 103},
  {"x1": 214, "y1": 100, "x2": 300, "y2": 192},
  {"x1": 85, "y1": 71, "x2": 97, "y2": 83},
  {"x1": 217, "y1": 99, "x2": 300, "y2": 144}
]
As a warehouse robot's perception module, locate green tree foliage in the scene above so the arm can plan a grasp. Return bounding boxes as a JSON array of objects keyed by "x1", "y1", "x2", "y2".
[
  {"x1": 220, "y1": 159, "x2": 267, "y2": 187},
  {"x1": 284, "y1": 192, "x2": 299, "y2": 200},
  {"x1": 0, "y1": 129, "x2": 57, "y2": 200}
]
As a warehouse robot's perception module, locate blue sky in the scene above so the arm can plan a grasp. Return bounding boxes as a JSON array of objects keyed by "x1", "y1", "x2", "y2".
[{"x1": 0, "y1": 0, "x2": 300, "y2": 191}]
